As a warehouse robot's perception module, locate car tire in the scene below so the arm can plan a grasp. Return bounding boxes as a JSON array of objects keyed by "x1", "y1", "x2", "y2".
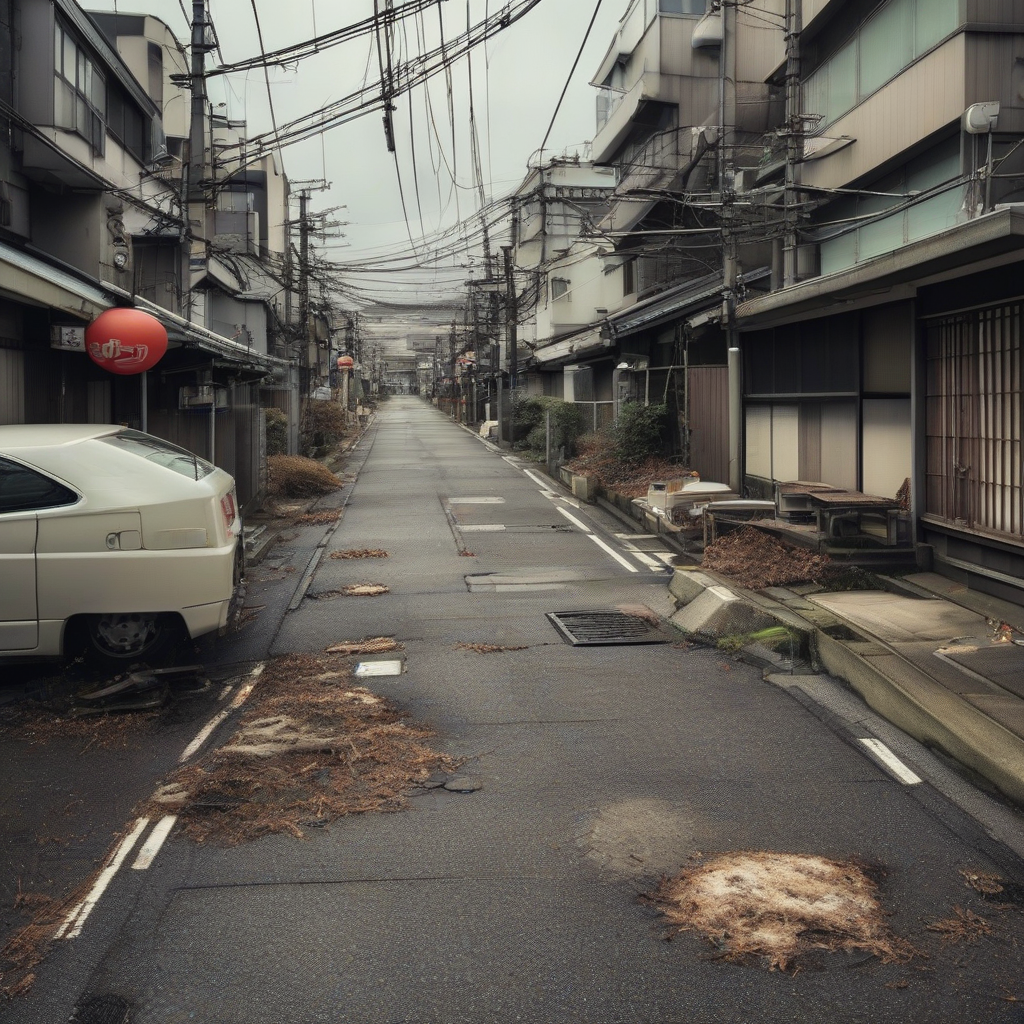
[{"x1": 85, "y1": 612, "x2": 183, "y2": 667}]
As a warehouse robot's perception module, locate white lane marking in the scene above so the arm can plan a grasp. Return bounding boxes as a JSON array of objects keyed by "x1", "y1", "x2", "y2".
[
  {"x1": 355, "y1": 660, "x2": 403, "y2": 677},
  {"x1": 556, "y1": 507, "x2": 592, "y2": 533},
  {"x1": 523, "y1": 470, "x2": 549, "y2": 488},
  {"x1": 449, "y1": 497, "x2": 505, "y2": 504},
  {"x1": 615, "y1": 533, "x2": 658, "y2": 540},
  {"x1": 587, "y1": 533, "x2": 639, "y2": 572},
  {"x1": 632, "y1": 551, "x2": 669, "y2": 571},
  {"x1": 460, "y1": 524, "x2": 506, "y2": 532},
  {"x1": 60, "y1": 818, "x2": 150, "y2": 939},
  {"x1": 179, "y1": 663, "x2": 264, "y2": 764},
  {"x1": 859, "y1": 739, "x2": 922, "y2": 785},
  {"x1": 131, "y1": 815, "x2": 178, "y2": 871},
  {"x1": 218, "y1": 684, "x2": 233, "y2": 701},
  {"x1": 656, "y1": 553, "x2": 676, "y2": 565}
]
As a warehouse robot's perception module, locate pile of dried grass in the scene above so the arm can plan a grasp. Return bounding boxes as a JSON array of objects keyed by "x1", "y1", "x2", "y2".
[
  {"x1": 702, "y1": 526, "x2": 834, "y2": 590},
  {"x1": 453, "y1": 643, "x2": 528, "y2": 654},
  {"x1": 325, "y1": 638, "x2": 401, "y2": 655},
  {"x1": 0, "y1": 705, "x2": 157, "y2": 752},
  {"x1": 295, "y1": 509, "x2": 341, "y2": 525},
  {"x1": 926, "y1": 907, "x2": 993, "y2": 944},
  {"x1": 564, "y1": 433, "x2": 688, "y2": 499},
  {"x1": 144, "y1": 653, "x2": 457, "y2": 844},
  {"x1": 267, "y1": 455, "x2": 341, "y2": 498},
  {"x1": 649, "y1": 851, "x2": 916, "y2": 972},
  {"x1": 330, "y1": 549, "x2": 389, "y2": 560},
  {"x1": 341, "y1": 584, "x2": 389, "y2": 597}
]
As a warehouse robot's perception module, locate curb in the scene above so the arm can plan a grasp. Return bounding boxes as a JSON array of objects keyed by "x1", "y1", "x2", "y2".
[{"x1": 666, "y1": 567, "x2": 1024, "y2": 807}]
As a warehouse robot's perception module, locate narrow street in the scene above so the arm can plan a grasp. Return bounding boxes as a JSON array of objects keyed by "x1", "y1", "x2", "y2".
[{"x1": 5, "y1": 397, "x2": 1024, "y2": 1023}]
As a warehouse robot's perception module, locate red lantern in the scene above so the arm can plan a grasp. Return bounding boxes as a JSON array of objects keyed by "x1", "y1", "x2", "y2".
[
  {"x1": 86, "y1": 309, "x2": 168, "y2": 375},
  {"x1": 337, "y1": 355, "x2": 355, "y2": 369}
]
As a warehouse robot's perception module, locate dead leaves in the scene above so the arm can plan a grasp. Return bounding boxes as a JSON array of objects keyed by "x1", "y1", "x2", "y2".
[
  {"x1": 141, "y1": 653, "x2": 459, "y2": 846},
  {"x1": 453, "y1": 643, "x2": 528, "y2": 654},
  {"x1": 925, "y1": 907, "x2": 993, "y2": 944},
  {"x1": 648, "y1": 851, "x2": 916, "y2": 972},
  {"x1": 330, "y1": 549, "x2": 389, "y2": 560},
  {"x1": 325, "y1": 638, "x2": 402, "y2": 655}
]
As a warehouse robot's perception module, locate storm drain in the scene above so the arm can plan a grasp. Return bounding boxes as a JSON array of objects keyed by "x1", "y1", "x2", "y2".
[
  {"x1": 546, "y1": 611, "x2": 671, "y2": 647},
  {"x1": 70, "y1": 995, "x2": 131, "y2": 1024}
]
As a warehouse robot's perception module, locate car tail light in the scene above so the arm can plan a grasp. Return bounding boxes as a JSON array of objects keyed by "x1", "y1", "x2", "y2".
[{"x1": 221, "y1": 490, "x2": 238, "y2": 537}]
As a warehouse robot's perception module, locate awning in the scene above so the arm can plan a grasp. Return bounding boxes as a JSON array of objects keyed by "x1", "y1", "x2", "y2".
[
  {"x1": 0, "y1": 241, "x2": 114, "y2": 319},
  {"x1": 608, "y1": 267, "x2": 772, "y2": 339},
  {"x1": 531, "y1": 327, "x2": 612, "y2": 368},
  {"x1": 736, "y1": 208, "x2": 1024, "y2": 329}
]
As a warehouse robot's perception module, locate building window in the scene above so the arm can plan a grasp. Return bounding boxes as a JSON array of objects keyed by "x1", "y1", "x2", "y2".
[
  {"x1": 802, "y1": 0, "x2": 959, "y2": 132},
  {"x1": 622, "y1": 258, "x2": 635, "y2": 296},
  {"x1": 551, "y1": 277, "x2": 570, "y2": 301},
  {"x1": 54, "y1": 21, "x2": 105, "y2": 155},
  {"x1": 659, "y1": 0, "x2": 706, "y2": 13}
]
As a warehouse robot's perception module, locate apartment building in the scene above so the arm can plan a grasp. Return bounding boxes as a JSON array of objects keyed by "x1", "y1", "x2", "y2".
[
  {"x1": 541, "y1": 0, "x2": 784, "y2": 481},
  {"x1": 737, "y1": 0, "x2": 1024, "y2": 602},
  {"x1": 0, "y1": 1, "x2": 300, "y2": 506}
]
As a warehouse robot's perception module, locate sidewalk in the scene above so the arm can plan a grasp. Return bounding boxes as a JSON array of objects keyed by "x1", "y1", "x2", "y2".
[{"x1": 667, "y1": 565, "x2": 1024, "y2": 807}]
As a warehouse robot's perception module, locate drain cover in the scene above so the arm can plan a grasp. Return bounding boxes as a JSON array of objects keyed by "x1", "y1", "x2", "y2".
[
  {"x1": 70, "y1": 995, "x2": 131, "y2": 1024},
  {"x1": 546, "y1": 611, "x2": 671, "y2": 646}
]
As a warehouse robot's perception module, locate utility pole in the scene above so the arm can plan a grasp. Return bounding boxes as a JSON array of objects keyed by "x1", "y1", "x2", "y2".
[
  {"x1": 501, "y1": 245, "x2": 517, "y2": 389},
  {"x1": 783, "y1": 0, "x2": 802, "y2": 288},
  {"x1": 187, "y1": 0, "x2": 215, "y2": 460},
  {"x1": 501, "y1": 245, "x2": 518, "y2": 446}
]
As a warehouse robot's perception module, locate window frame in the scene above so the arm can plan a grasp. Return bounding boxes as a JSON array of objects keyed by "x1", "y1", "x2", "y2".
[{"x1": 53, "y1": 20, "x2": 106, "y2": 156}]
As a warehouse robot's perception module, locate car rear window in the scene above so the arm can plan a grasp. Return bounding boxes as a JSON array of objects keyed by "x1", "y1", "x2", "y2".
[
  {"x1": 100, "y1": 429, "x2": 215, "y2": 480},
  {"x1": 0, "y1": 457, "x2": 79, "y2": 513}
]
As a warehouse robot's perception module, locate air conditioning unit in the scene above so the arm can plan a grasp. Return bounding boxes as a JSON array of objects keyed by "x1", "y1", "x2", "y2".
[{"x1": 180, "y1": 385, "x2": 228, "y2": 410}]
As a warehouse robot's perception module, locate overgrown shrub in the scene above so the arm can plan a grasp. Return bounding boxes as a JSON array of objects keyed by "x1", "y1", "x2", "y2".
[
  {"x1": 612, "y1": 402, "x2": 667, "y2": 467},
  {"x1": 267, "y1": 455, "x2": 341, "y2": 497},
  {"x1": 511, "y1": 395, "x2": 586, "y2": 459},
  {"x1": 302, "y1": 400, "x2": 347, "y2": 454},
  {"x1": 265, "y1": 407, "x2": 288, "y2": 456}
]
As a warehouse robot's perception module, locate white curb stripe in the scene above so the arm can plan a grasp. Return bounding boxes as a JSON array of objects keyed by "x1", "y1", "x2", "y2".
[
  {"x1": 859, "y1": 739, "x2": 922, "y2": 785},
  {"x1": 131, "y1": 815, "x2": 178, "y2": 871},
  {"x1": 556, "y1": 507, "x2": 591, "y2": 532},
  {"x1": 587, "y1": 533, "x2": 639, "y2": 572},
  {"x1": 62, "y1": 818, "x2": 150, "y2": 939},
  {"x1": 179, "y1": 663, "x2": 264, "y2": 763}
]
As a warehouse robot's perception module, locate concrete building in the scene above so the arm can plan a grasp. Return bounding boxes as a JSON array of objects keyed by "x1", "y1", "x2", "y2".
[
  {"x1": 736, "y1": 0, "x2": 1024, "y2": 603},
  {"x1": 0, "y1": 1, "x2": 300, "y2": 508},
  {"x1": 525, "y1": 0, "x2": 784, "y2": 483}
]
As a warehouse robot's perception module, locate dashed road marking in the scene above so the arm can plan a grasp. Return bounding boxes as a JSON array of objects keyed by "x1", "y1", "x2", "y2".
[
  {"x1": 523, "y1": 470, "x2": 549, "y2": 488},
  {"x1": 587, "y1": 533, "x2": 639, "y2": 572},
  {"x1": 460, "y1": 524, "x2": 506, "y2": 532},
  {"x1": 179, "y1": 663, "x2": 264, "y2": 764},
  {"x1": 555, "y1": 507, "x2": 591, "y2": 532},
  {"x1": 131, "y1": 815, "x2": 178, "y2": 871},
  {"x1": 58, "y1": 818, "x2": 150, "y2": 940},
  {"x1": 631, "y1": 551, "x2": 669, "y2": 572},
  {"x1": 449, "y1": 496, "x2": 505, "y2": 504},
  {"x1": 859, "y1": 738, "x2": 922, "y2": 785}
]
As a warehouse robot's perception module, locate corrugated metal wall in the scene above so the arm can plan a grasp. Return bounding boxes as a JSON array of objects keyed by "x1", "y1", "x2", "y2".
[{"x1": 926, "y1": 304, "x2": 1023, "y2": 539}]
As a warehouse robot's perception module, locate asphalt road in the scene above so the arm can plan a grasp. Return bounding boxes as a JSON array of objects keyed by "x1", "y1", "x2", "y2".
[{"x1": 5, "y1": 397, "x2": 1024, "y2": 1023}]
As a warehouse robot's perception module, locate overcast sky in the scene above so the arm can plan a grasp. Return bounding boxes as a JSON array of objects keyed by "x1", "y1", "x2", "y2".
[{"x1": 88, "y1": 0, "x2": 627, "y2": 306}]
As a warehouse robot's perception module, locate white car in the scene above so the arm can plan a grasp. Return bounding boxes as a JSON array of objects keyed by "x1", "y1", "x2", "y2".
[{"x1": 0, "y1": 424, "x2": 241, "y2": 666}]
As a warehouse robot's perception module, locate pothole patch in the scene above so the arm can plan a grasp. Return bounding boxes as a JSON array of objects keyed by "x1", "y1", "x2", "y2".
[
  {"x1": 648, "y1": 851, "x2": 916, "y2": 972},
  {"x1": 342, "y1": 584, "x2": 390, "y2": 597}
]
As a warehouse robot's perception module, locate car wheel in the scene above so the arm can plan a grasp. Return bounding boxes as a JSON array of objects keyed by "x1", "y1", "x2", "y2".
[{"x1": 86, "y1": 613, "x2": 181, "y2": 665}]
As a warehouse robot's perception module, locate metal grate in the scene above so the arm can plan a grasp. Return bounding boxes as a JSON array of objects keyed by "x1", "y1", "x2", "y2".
[
  {"x1": 70, "y1": 995, "x2": 131, "y2": 1024},
  {"x1": 546, "y1": 611, "x2": 671, "y2": 647}
]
